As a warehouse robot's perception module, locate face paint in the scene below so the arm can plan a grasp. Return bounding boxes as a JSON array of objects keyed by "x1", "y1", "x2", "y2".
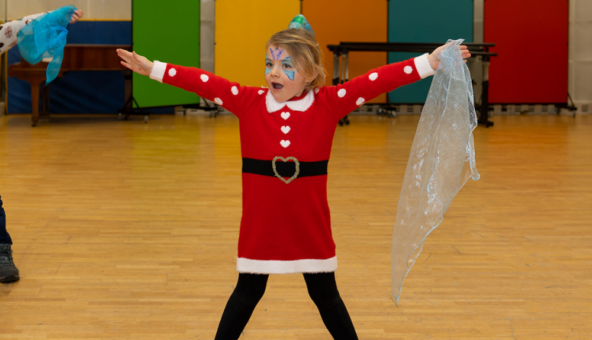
[
  {"x1": 282, "y1": 57, "x2": 296, "y2": 81},
  {"x1": 265, "y1": 57, "x2": 272, "y2": 75},
  {"x1": 270, "y1": 47, "x2": 284, "y2": 61},
  {"x1": 283, "y1": 70, "x2": 295, "y2": 81},
  {"x1": 265, "y1": 44, "x2": 309, "y2": 102}
]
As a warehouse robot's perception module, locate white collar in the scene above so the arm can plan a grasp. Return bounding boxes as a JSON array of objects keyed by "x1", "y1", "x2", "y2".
[{"x1": 265, "y1": 90, "x2": 315, "y2": 113}]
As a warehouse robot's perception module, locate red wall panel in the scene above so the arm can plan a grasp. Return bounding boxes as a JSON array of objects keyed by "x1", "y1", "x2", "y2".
[{"x1": 485, "y1": 0, "x2": 568, "y2": 103}]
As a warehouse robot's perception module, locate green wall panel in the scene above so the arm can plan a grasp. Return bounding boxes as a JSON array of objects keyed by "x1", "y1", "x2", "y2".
[
  {"x1": 132, "y1": 0, "x2": 200, "y2": 108},
  {"x1": 388, "y1": 0, "x2": 473, "y2": 103}
]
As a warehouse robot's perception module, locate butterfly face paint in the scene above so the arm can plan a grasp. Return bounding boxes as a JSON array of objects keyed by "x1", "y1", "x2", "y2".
[
  {"x1": 281, "y1": 57, "x2": 296, "y2": 81},
  {"x1": 270, "y1": 47, "x2": 283, "y2": 61},
  {"x1": 265, "y1": 44, "x2": 309, "y2": 103},
  {"x1": 265, "y1": 57, "x2": 273, "y2": 76}
]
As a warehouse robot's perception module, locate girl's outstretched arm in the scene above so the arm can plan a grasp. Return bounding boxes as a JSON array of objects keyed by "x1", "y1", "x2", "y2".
[
  {"x1": 117, "y1": 49, "x2": 259, "y2": 117},
  {"x1": 322, "y1": 43, "x2": 471, "y2": 120},
  {"x1": 117, "y1": 49, "x2": 153, "y2": 76}
]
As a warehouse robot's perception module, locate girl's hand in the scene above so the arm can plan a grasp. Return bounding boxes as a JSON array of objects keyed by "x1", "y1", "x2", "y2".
[
  {"x1": 117, "y1": 49, "x2": 154, "y2": 76},
  {"x1": 428, "y1": 44, "x2": 472, "y2": 70},
  {"x1": 69, "y1": 9, "x2": 83, "y2": 24}
]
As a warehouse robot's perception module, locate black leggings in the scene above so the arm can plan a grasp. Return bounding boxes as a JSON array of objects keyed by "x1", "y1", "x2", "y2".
[
  {"x1": 0, "y1": 195, "x2": 12, "y2": 245},
  {"x1": 214, "y1": 272, "x2": 358, "y2": 340}
]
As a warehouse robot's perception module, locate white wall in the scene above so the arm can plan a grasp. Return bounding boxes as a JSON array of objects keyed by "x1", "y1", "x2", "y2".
[
  {"x1": 569, "y1": 0, "x2": 592, "y2": 113},
  {"x1": 7, "y1": 0, "x2": 131, "y2": 20},
  {"x1": 200, "y1": 0, "x2": 214, "y2": 73},
  {"x1": 469, "y1": 0, "x2": 484, "y2": 108},
  {"x1": 0, "y1": 0, "x2": 6, "y2": 23}
]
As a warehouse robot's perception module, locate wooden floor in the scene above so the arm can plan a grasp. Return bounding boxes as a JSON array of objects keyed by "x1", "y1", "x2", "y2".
[{"x1": 0, "y1": 113, "x2": 591, "y2": 339}]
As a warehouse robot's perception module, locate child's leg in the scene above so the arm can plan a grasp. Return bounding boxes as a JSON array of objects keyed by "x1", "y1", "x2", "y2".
[
  {"x1": 214, "y1": 273, "x2": 269, "y2": 340},
  {"x1": 0, "y1": 194, "x2": 19, "y2": 283},
  {"x1": 303, "y1": 272, "x2": 359, "y2": 340},
  {"x1": 0, "y1": 195, "x2": 12, "y2": 245}
]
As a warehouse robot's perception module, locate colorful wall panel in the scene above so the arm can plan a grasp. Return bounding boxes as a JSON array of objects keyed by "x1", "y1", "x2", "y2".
[
  {"x1": 133, "y1": 0, "x2": 200, "y2": 108},
  {"x1": 485, "y1": 0, "x2": 568, "y2": 104},
  {"x1": 303, "y1": 0, "x2": 388, "y2": 103},
  {"x1": 215, "y1": 0, "x2": 300, "y2": 88},
  {"x1": 388, "y1": 0, "x2": 473, "y2": 103}
]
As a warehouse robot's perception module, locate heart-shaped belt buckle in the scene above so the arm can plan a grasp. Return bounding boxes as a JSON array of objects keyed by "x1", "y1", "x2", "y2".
[{"x1": 272, "y1": 156, "x2": 300, "y2": 184}]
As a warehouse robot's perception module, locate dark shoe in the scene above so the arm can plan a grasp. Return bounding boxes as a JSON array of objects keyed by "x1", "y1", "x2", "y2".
[{"x1": 0, "y1": 244, "x2": 20, "y2": 283}]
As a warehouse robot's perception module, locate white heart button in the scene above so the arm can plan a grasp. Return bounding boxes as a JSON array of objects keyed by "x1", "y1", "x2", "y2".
[
  {"x1": 280, "y1": 140, "x2": 291, "y2": 148},
  {"x1": 200, "y1": 74, "x2": 209, "y2": 82},
  {"x1": 281, "y1": 126, "x2": 291, "y2": 134},
  {"x1": 231, "y1": 86, "x2": 239, "y2": 95},
  {"x1": 281, "y1": 112, "x2": 290, "y2": 120}
]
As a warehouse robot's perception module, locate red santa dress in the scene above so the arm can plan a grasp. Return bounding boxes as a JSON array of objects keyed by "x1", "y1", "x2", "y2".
[{"x1": 150, "y1": 54, "x2": 436, "y2": 274}]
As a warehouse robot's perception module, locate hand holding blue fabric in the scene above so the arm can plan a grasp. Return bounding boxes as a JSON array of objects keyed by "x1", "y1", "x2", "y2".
[{"x1": 17, "y1": 5, "x2": 77, "y2": 84}]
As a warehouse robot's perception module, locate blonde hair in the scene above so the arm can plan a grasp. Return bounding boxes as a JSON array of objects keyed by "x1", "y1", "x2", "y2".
[{"x1": 267, "y1": 28, "x2": 326, "y2": 92}]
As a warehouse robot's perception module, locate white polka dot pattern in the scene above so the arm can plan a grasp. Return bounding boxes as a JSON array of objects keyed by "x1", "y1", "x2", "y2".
[
  {"x1": 201, "y1": 74, "x2": 209, "y2": 82},
  {"x1": 280, "y1": 140, "x2": 291, "y2": 148},
  {"x1": 281, "y1": 112, "x2": 290, "y2": 120},
  {"x1": 168, "y1": 68, "x2": 177, "y2": 77},
  {"x1": 369, "y1": 72, "x2": 378, "y2": 81},
  {"x1": 338, "y1": 89, "x2": 346, "y2": 98},
  {"x1": 356, "y1": 97, "x2": 365, "y2": 106},
  {"x1": 258, "y1": 90, "x2": 265, "y2": 95},
  {"x1": 214, "y1": 97, "x2": 223, "y2": 105},
  {"x1": 281, "y1": 126, "x2": 291, "y2": 134},
  {"x1": 404, "y1": 66, "x2": 413, "y2": 74},
  {"x1": 231, "y1": 86, "x2": 239, "y2": 95}
]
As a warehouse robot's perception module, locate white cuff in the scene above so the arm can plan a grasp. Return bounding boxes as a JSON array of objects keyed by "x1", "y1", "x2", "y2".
[
  {"x1": 150, "y1": 60, "x2": 167, "y2": 83},
  {"x1": 414, "y1": 53, "x2": 436, "y2": 79}
]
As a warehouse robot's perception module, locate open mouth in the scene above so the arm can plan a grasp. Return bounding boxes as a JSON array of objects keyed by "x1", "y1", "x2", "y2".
[{"x1": 272, "y1": 82, "x2": 284, "y2": 90}]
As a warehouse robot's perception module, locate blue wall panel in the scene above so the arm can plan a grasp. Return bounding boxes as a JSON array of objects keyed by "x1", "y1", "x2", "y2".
[{"x1": 388, "y1": 0, "x2": 473, "y2": 103}]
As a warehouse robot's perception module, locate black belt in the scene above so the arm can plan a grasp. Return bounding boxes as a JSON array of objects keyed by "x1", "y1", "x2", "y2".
[{"x1": 242, "y1": 157, "x2": 328, "y2": 184}]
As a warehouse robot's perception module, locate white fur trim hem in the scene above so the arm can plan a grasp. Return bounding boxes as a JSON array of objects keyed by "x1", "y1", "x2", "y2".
[
  {"x1": 237, "y1": 256, "x2": 337, "y2": 274},
  {"x1": 150, "y1": 60, "x2": 167, "y2": 83},
  {"x1": 414, "y1": 53, "x2": 436, "y2": 79}
]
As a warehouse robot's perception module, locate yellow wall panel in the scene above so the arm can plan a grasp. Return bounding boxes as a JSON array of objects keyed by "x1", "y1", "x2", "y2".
[
  {"x1": 303, "y1": 0, "x2": 387, "y2": 103},
  {"x1": 215, "y1": 0, "x2": 300, "y2": 87}
]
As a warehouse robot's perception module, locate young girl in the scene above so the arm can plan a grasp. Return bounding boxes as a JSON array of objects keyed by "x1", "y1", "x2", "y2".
[
  {"x1": 118, "y1": 24, "x2": 470, "y2": 339},
  {"x1": 0, "y1": 8, "x2": 83, "y2": 284}
]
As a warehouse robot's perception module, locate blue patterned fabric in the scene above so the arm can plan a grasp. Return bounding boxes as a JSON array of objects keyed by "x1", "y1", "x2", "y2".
[{"x1": 17, "y1": 5, "x2": 76, "y2": 84}]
